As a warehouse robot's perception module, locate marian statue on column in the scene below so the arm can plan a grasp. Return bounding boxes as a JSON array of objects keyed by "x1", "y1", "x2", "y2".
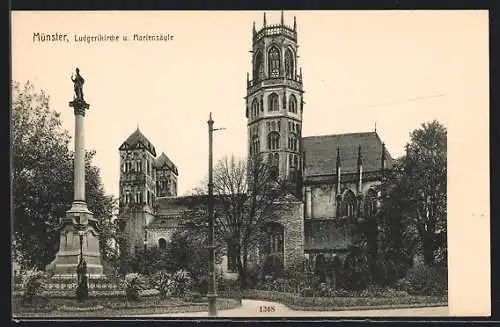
[{"x1": 71, "y1": 68, "x2": 85, "y2": 101}]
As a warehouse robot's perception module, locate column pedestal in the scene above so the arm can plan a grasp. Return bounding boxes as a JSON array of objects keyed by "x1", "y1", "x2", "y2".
[{"x1": 48, "y1": 201, "x2": 104, "y2": 277}]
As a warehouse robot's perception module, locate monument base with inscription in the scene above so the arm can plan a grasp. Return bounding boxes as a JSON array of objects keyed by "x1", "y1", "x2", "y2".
[{"x1": 47, "y1": 202, "x2": 104, "y2": 277}]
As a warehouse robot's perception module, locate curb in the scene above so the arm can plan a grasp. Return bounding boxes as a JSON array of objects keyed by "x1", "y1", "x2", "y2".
[{"x1": 285, "y1": 302, "x2": 448, "y2": 311}]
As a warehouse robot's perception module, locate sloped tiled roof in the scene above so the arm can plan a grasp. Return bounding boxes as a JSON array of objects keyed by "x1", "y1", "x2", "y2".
[
  {"x1": 302, "y1": 132, "x2": 393, "y2": 177},
  {"x1": 155, "y1": 195, "x2": 207, "y2": 216},
  {"x1": 119, "y1": 128, "x2": 157, "y2": 157},
  {"x1": 155, "y1": 152, "x2": 178, "y2": 175},
  {"x1": 146, "y1": 216, "x2": 180, "y2": 229}
]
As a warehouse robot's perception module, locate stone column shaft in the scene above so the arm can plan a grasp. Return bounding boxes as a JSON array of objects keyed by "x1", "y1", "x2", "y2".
[{"x1": 74, "y1": 114, "x2": 85, "y2": 202}]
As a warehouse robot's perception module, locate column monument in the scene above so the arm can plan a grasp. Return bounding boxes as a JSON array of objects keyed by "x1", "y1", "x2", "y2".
[{"x1": 48, "y1": 68, "x2": 103, "y2": 277}]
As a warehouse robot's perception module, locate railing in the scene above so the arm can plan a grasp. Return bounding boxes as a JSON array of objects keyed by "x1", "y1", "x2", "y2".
[
  {"x1": 247, "y1": 76, "x2": 303, "y2": 95},
  {"x1": 254, "y1": 24, "x2": 297, "y2": 42},
  {"x1": 13, "y1": 273, "x2": 124, "y2": 292}
]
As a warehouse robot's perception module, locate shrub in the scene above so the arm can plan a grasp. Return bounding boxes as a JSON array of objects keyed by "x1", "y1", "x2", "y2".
[
  {"x1": 342, "y1": 249, "x2": 370, "y2": 291},
  {"x1": 245, "y1": 263, "x2": 261, "y2": 289},
  {"x1": 397, "y1": 264, "x2": 447, "y2": 296},
  {"x1": 300, "y1": 287, "x2": 314, "y2": 297},
  {"x1": 150, "y1": 270, "x2": 172, "y2": 299},
  {"x1": 20, "y1": 269, "x2": 46, "y2": 305},
  {"x1": 261, "y1": 255, "x2": 283, "y2": 278},
  {"x1": 270, "y1": 278, "x2": 291, "y2": 293},
  {"x1": 170, "y1": 269, "x2": 192, "y2": 297},
  {"x1": 183, "y1": 291, "x2": 204, "y2": 303},
  {"x1": 124, "y1": 273, "x2": 146, "y2": 301}
]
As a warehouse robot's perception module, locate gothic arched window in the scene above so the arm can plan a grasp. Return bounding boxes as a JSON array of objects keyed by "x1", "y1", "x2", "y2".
[
  {"x1": 268, "y1": 93, "x2": 279, "y2": 112},
  {"x1": 364, "y1": 188, "x2": 378, "y2": 217},
  {"x1": 268, "y1": 46, "x2": 281, "y2": 78},
  {"x1": 262, "y1": 222, "x2": 284, "y2": 270},
  {"x1": 250, "y1": 135, "x2": 260, "y2": 156},
  {"x1": 288, "y1": 133, "x2": 298, "y2": 151},
  {"x1": 158, "y1": 238, "x2": 167, "y2": 250},
  {"x1": 254, "y1": 51, "x2": 264, "y2": 81},
  {"x1": 267, "y1": 132, "x2": 280, "y2": 150},
  {"x1": 342, "y1": 190, "x2": 356, "y2": 217},
  {"x1": 251, "y1": 98, "x2": 259, "y2": 118},
  {"x1": 285, "y1": 48, "x2": 295, "y2": 79},
  {"x1": 289, "y1": 94, "x2": 297, "y2": 113}
]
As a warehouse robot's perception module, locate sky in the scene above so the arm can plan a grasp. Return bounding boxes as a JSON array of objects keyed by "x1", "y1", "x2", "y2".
[{"x1": 11, "y1": 10, "x2": 488, "y2": 199}]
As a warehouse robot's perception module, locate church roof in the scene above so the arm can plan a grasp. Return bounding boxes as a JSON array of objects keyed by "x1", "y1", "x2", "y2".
[
  {"x1": 155, "y1": 152, "x2": 178, "y2": 175},
  {"x1": 155, "y1": 195, "x2": 208, "y2": 216},
  {"x1": 302, "y1": 131, "x2": 393, "y2": 177},
  {"x1": 119, "y1": 128, "x2": 157, "y2": 157},
  {"x1": 146, "y1": 216, "x2": 180, "y2": 230}
]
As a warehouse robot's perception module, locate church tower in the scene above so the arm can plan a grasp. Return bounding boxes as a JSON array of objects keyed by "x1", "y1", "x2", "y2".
[
  {"x1": 246, "y1": 12, "x2": 304, "y2": 180},
  {"x1": 118, "y1": 127, "x2": 157, "y2": 254}
]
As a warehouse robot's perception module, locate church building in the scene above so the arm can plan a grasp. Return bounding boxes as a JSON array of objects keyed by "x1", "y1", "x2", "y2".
[{"x1": 117, "y1": 12, "x2": 393, "y2": 276}]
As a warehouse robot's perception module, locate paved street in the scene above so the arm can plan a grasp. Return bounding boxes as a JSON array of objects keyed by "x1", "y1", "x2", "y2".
[{"x1": 140, "y1": 299, "x2": 449, "y2": 318}]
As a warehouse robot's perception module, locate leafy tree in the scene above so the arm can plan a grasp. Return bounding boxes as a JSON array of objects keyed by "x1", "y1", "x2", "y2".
[
  {"x1": 374, "y1": 158, "x2": 417, "y2": 284},
  {"x1": 12, "y1": 81, "x2": 117, "y2": 270},
  {"x1": 399, "y1": 121, "x2": 447, "y2": 266},
  {"x1": 185, "y1": 154, "x2": 292, "y2": 291},
  {"x1": 374, "y1": 120, "x2": 447, "y2": 269}
]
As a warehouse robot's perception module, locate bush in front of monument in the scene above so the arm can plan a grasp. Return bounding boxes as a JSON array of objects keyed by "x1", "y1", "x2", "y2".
[
  {"x1": 170, "y1": 269, "x2": 193, "y2": 297},
  {"x1": 124, "y1": 273, "x2": 146, "y2": 301},
  {"x1": 150, "y1": 270, "x2": 173, "y2": 299},
  {"x1": 20, "y1": 269, "x2": 46, "y2": 305}
]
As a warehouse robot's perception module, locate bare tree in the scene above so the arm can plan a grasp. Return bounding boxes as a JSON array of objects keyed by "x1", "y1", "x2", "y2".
[{"x1": 183, "y1": 154, "x2": 293, "y2": 290}]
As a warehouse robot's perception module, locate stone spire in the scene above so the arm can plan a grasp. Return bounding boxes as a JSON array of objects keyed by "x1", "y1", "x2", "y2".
[
  {"x1": 357, "y1": 145, "x2": 363, "y2": 193},
  {"x1": 263, "y1": 12, "x2": 267, "y2": 26},
  {"x1": 336, "y1": 146, "x2": 341, "y2": 194}
]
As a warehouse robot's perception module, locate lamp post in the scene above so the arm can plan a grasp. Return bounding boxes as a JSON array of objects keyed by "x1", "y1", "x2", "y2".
[
  {"x1": 76, "y1": 229, "x2": 88, "y2": 302},
  {"x1": 78, "y1": 230, "x2": 84, "y2": 261},
  {"x1": 207, "y1": 113, "x2": 225, "y2": 317}
]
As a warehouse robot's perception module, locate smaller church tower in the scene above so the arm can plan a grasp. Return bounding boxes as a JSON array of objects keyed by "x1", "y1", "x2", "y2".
[
  {"x1": 155, "y1": 152, "x2": 179, "y2": 197},
  {"x1": 118, "y1": 127, "x2": 157, "y2": 254}
]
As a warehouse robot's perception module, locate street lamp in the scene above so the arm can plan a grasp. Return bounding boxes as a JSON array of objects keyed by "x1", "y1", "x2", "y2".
[
  {"x1": 76, "y1": 229, "x2": 88, "y2": 302},
  {"x1": 78, "y1": 230, "x2": 84, "y2": 260},
  {"x1": 207, "y1": 112, "x2": 225, "y2": 317}
]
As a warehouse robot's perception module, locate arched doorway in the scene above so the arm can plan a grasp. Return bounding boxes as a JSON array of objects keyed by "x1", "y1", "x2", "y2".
[{"x1": 158, "y1": 238, "x2": 167, "y2": 250}]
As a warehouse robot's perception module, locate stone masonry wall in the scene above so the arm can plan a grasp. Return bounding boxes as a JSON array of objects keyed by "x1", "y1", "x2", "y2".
[{"x1": 273, "y1": 200, "x2": 304, "y2": 270}]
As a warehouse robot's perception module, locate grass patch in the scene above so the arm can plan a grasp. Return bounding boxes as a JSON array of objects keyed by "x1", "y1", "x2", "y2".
[
  {"x1": 13, "y1": 296, "x2": 240, "y2": 317},
  {"x1": 243, "y1": 290, "x2": 447, "y2": 311}
]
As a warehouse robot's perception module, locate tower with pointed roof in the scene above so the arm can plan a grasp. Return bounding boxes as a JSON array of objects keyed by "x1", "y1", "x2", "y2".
[
  {"x1": 118, "y1": 127, "x2": 158, "y2": 254},
  {"x1": 246, "y1": 11, "x2": 304, "y2": 181},
  {"x1": 155, "y1": 152, "x2": 178, "y2": 197}
]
